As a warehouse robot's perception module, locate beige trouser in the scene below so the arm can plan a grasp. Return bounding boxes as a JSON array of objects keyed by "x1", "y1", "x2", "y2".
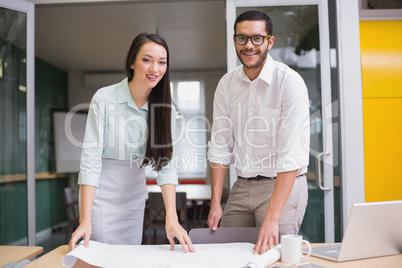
[{"x1": 221, "y1": 175, "x2": 308, "y2": 236}]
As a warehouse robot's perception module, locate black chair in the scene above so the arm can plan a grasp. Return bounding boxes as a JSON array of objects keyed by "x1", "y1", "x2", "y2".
[
  {"x1": 63, "y1": 187, "x2": 80, "y2": 243},
  {"x1": 146, "y1": 192, "x2": 188, "y2": 244},
  {"x1": 188, "y1": 227, "x2": 260, "y2": 244}
]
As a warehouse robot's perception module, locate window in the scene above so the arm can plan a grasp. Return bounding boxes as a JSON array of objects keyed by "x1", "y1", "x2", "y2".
[{"x1": 171, "y1": 80, "x2": 208, "y2": 178}]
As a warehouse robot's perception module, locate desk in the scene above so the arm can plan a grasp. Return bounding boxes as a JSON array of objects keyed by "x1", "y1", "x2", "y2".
[
  {"x1": 284, "y1": 243, "x2": 402, "y2": 268},
  {"x1": 25, "y1": 243, "x2": 402, "y2": 268},
  {"x1": 24, "y1": 245, "x2": 94, "y2": 268},
  {"x1": 0, "y1": 246, "x2": 43, "y2": 267},
  {"x1": 147, "y1": 184, "x2": 211, "y2": 201}
]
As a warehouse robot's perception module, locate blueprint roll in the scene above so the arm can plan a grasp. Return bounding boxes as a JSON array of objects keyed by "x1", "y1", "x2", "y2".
[{"x1": 245, "y1": 245, "x2": 281, "y2": 268}]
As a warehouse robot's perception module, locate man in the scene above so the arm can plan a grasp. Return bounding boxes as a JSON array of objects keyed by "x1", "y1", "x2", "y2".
[{"x1": 207, "y1": 10, "x2": 310, "y2": 255}]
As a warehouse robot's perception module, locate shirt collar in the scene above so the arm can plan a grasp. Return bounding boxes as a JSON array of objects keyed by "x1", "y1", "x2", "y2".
[
  {"x1": 259, "y1": 54, "x2": 274, "y2": 85},
  {"x1": 117, "y1": 78, "x2": 148, "y2": 111},
  {"x1": 238, "y1": 54, "x2": 274, "y2": 85}
]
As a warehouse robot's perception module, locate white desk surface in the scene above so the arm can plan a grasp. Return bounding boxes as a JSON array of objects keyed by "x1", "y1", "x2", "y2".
[
  {"x1": 25, "y1": 243, "x2": 402, "y2": 268},
  {"x1": 147, "y1": 184, "x2": 211, "y2": 201}
]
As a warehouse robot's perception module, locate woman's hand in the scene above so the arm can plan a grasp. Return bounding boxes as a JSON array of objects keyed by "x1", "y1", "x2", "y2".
[
  {"x1": 160, "y1": 184, "x2": 196, "y2": 253},
  {"x1": 68, "y1": 185, "x2": 97, "y2": 251},
  {"x1": 165, "y1": 215, "x2": 195, "y2": 253},
  {"x1": 68, "y1": 219, "x2": 92, "y2": 251}
]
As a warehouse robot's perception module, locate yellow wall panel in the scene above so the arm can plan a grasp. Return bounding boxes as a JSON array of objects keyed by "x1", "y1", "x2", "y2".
[
  {"x1": 363, "y1": 98, "x2": 402, "y2": 202},
  {"x1": 360, "y1": 20, "x2": 402, "y2": 98},
  {"x1": 361, "y1": 20, "x2": 402, "y2": 202}
]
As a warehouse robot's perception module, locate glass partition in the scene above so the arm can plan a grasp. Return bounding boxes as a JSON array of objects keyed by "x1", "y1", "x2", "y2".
[
  {"x1": 0, "y1": 6, "x2": 28, "y2": 246},
  {"x1": 227, "y1": 0, "x2": 339, "y2": 243}
]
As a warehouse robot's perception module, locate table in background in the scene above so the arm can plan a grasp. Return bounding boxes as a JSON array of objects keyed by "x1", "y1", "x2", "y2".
[
  {"x1": 146, "y1": 184, "x2": 211, "y2": 201},
  {"x1": 24, "y1": 243, "x2": 402, "y2": 268},
  {"x1": 147, "y1": 184, "x2": 212, "y2": 227},
  {"x1": 0, "y1": 246, "x2": 43, "y2": 267}
]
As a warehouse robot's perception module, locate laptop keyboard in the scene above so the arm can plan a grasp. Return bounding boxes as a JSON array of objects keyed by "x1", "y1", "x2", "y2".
[{"x1": 311, "y1": 245, "x2": 341, "y2": 258}]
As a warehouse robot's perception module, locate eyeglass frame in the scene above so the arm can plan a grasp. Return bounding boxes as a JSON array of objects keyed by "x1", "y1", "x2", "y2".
[{"x1": 233, "y1": 34, "x2": 272, "y2": 46}]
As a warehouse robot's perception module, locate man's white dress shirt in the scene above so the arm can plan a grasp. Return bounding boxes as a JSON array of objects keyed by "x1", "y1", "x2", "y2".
[{"x1": 208, "y1": 55, "x2": 310, "y2": 178}]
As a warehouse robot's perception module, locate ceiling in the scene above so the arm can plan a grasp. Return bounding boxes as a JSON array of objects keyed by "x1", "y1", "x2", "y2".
[
  {"x1": 23, "y1": 0, "x2": 227, "y2": 73},
  {"x1": 7, "y1": 0, "x2": 402, "y2": 74}
]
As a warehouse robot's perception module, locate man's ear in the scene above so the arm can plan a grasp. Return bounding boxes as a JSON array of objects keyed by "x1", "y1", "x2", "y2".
[{"x1": 268, "y1": 36, "x2": 275, "y2": 50}]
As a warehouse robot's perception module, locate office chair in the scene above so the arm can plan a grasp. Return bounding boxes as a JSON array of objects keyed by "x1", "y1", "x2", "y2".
[
  {"x1": 146, "y1": 192, "x2": 188, "y2": 244},
  {"x1": 188, "y1": 227, "x2": 260, "y2": 244},
  {"x1": 63, "y1": 187, "x2": 80, "y2": 243}
]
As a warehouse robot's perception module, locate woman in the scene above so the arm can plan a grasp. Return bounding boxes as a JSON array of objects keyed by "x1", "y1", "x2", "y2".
[{"x1": 68, "y1": 33, "x2": 195, "y2": 253}]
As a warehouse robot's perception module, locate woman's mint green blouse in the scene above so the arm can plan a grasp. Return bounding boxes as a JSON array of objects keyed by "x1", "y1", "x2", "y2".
[{"x1": 78, "y1": 78, "x2": 178, "y2": 187}]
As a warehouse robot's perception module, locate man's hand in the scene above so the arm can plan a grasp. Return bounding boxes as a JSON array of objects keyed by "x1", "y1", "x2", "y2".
[
  {"x1": 253, "y1": 219, "x2": 279, "y2": 255},
  {"x1": 207, "y1": 202, "x2": 223, "y2": 231},
  {"x1": 253, "y1": 171, "x2": 297, "y2": 254},
  {"x1": 207, "y1": 162, "x2": 227, "y2": 231}
]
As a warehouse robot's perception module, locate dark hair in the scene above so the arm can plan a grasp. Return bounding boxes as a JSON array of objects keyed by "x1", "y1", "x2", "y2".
[
  {"x1": 125, "y1": 32, "x2": 173, "y2": 172},
  {"x1": 234, "y1": 10, "x2": 273, "y2": 36}
]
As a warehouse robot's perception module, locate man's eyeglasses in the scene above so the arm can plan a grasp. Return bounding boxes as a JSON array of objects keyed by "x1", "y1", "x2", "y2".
[{"x1": 234, "y1": 34, "x2": 271, "y2": 46}]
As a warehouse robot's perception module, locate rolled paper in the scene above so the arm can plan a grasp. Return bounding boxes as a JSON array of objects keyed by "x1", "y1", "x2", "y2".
[{"x1": 245, "y1": 245, "x2": 282, "y2": 268}]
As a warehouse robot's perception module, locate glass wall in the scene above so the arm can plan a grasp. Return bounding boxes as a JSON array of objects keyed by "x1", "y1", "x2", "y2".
[{"x1": 0, "y1": 7, "x2": 28, "y2": 245}]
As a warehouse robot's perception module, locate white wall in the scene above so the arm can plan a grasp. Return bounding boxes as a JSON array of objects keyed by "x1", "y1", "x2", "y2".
[{"x1": 68, "y1": 71, "x2": 125, "y2": 108}]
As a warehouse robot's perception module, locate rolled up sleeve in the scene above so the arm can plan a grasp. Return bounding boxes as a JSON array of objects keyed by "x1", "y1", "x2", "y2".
[
  {"x1": 207, "y1": 78, "x2": 235, "y2": 165},
  {"x1": 156, "y1": 104, "x2": 179, "y2": 186},
  {"x1": 78, "y1": 91, "x2": 106, "y2": 187},
  {"x1": 275, "y1": 74, "x2": 310, "y2": 173}
]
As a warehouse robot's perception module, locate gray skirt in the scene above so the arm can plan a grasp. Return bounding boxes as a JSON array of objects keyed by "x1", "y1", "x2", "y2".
[{"x1": 88, "y1": 158, "x2": 147, "y2": 245}]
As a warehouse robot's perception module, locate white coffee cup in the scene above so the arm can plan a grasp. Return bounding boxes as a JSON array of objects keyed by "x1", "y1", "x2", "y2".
[{"x1": 281, "y1": 235, "x2": 312, "y2": 264}]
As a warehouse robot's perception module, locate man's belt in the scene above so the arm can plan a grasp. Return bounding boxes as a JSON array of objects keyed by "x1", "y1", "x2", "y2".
[
  {"x1": 238, "y1": 174, "x2": 305, "y2": 181},
  {"x1": 238, "y1": 175, "x2": 276, "y2": 181}
]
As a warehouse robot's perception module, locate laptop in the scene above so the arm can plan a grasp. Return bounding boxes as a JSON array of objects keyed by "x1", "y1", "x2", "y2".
[
  {"x1": 307, "y1": 200, "x2": 402, "y2": 262},
  {"x1": 188, "y1": 227, "x2": 260, "y2": 244}
]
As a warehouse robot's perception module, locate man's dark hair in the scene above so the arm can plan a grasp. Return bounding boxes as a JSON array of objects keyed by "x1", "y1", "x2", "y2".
[{"x1": 234, "y1": 10, "x2": 273, "y2": 35}]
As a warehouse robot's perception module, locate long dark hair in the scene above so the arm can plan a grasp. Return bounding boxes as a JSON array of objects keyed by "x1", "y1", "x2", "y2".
[
  {"x1": 125, "y1": 32, "x2": 173, "y2": 172},
  {"x1": 234, "y1": 10, "x2": 273, "y2": 35}
]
